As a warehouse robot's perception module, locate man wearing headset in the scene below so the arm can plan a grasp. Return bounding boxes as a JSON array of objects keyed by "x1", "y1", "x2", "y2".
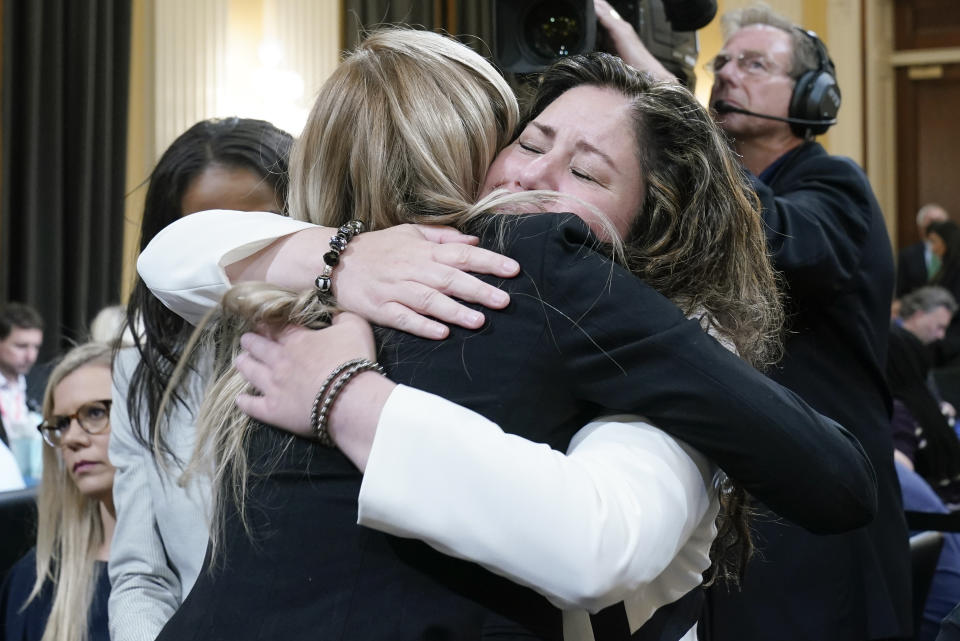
[{"x1": 596, "y1": 1, "x2": 909, "y2": 639}]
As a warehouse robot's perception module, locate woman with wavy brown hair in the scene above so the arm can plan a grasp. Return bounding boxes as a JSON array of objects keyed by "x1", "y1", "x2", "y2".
[{"x1": 144, "y1": 29, "x2": 873, "y2": 641}]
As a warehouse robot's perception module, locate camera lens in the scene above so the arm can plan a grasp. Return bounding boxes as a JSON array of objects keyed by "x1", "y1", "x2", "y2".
[{"x1": 524, "y1": 2, "x2": 583, "y2": 60}]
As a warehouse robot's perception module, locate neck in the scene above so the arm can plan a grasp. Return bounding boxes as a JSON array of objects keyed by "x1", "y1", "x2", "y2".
[
  {"x1": 733, "y1": 133, "x2": 804, "y2": 177},
  {"x1": 96, "y1": 495, "x2": 116, "y2": 561}
]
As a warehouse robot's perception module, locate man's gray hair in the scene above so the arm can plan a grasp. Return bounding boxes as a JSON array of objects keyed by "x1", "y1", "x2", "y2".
[
  {"x1": 721, "y1": 3, "x2": 820, "y2": 80},
  {"x1": 900, "y1": 285, "x2": 958, "y2": 318},
  {"x1": 917, "y1": 203, "x2": 947, "y2": 226}
]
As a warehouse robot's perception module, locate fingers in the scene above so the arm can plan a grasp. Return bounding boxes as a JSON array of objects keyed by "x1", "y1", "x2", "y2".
[
  {"x1": 592, "y1": 0, "x2": 674, "y2": 81},
  {"x1": 434, "y1": 243, "x2": 520, "y2": 278},
  {"x1": 430, "y1": 268, "x2": 511, "y2": 310},
  {"x1": 235, "y1": 393, "x2": 271, "y2": 425},
  {"x1": 234, "y1": 351, "x2": 276, "y2": 395},
  {"x1": 240, "y1": 331, "x2": 283, "y2": 363},
  {"x1": 413, "y1": 224, "x2": 480, "y2": 245},
  {"x1": 595, "y1": 0, "x2": 624, "y2": 26},
  {"x1": 375, "y1": 302, "x2": 452, "y2": 340},
  {"x1": 390, "y1": 282, "x2": 490, "y2": 328}
]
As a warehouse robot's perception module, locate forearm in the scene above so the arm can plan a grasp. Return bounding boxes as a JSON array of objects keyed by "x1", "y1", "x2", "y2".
[
  {"x1": 357, "y1": 386, "x2": 714, "y2": 612},
  {"x1": 139, "y1": 211, "x2": 518, "y2": 338},
  {"x1": 137, "y1": 209, "x2": 320, "y2": 325}
]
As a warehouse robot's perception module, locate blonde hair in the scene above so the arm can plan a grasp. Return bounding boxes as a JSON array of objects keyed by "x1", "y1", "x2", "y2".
[
  {"x1": 30, "y1": 342, "x2": 113, "y2": 641},
  {"x1": 288, "y1": 28, "x2": 522, "y2": 230},
  {"x1": 89, "y1": 304, "x2": 137, "y2": 347},
  {"x1": 176, "y1": 29, "x2": 560, "y2": 560}
]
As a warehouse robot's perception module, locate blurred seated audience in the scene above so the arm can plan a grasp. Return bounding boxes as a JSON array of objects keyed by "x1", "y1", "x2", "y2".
[
  {"x1": 895, "y1": 459, "x2": 960, "y2": 641},
  {"x1": 890, "y1": 286, "x2": 960, "y2": 505},
  {"x1": 0, "y1": 342, "x2": 115, "y2": 641}
]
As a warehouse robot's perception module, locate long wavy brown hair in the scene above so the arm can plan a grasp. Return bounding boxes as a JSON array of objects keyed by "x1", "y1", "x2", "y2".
[{"x1": 526, "y1": 54, "x2": 785, "y2": 583}]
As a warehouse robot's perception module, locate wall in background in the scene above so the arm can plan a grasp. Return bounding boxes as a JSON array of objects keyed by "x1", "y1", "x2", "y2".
[{"x1": 121, "y1": 0, "x2": 341, "y2": 299}]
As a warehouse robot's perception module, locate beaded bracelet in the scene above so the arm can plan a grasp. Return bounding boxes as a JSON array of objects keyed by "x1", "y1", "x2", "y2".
[
  {"x1": 314, "y1": 220, "x2": 365, "y2": 298},
  {"x1": 310, "y1": 358, "x2": 386, "y2": 446}
]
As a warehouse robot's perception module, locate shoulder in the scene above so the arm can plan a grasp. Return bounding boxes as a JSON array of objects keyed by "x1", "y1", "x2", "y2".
[
  {"x1": 111, "y1": 346, "x2": 142, "y2": 392},
  {"x1": 472, "y1": 213, "x2": 684, "y2": 323},
  {"x1": 1, "y1": 548, "x2": 49, "y2": 630},
  {"x1": 783, "y1": 142, "x2": 870, "y2": 188},
  {"x1": 3, "y1": 548, "x2": 38, "y2": 593},
  {"x1": 472, "y1": 213, "x2": 598, "y2": 257}
]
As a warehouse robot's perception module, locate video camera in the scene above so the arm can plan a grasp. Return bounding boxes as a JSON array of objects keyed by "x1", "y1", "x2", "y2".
[{"x1": 492, "y1": 0, "x2": 717, "y2": 90}]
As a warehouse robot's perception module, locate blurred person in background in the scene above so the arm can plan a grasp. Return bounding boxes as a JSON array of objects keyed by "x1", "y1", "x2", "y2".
[
  {"x1": 0, "y1": 303, "x2": 45, "y2": 485},
  {"x1": 596, "y1": 1, "x2": 908, "y2": 638},
  {"x1": 898, "y1": 203, "x2": 949, "y2": 299}
]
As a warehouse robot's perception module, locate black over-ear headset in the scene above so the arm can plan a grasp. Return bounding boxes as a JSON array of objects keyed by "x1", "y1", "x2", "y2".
[{"x1": 788, "y1": 28, "x2": 841, "y2": 138}]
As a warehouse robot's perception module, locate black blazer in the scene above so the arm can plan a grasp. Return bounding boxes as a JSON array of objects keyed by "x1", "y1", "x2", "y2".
[
  {"x1": 897, "y1": 241, "x2": 928, "y2": 298},
  {"x1": 703, "y1": 142, "x2": 911, "y2": 641},
  {"x1": 157, "y1": 214, "x2": 876, "y2": 641}
]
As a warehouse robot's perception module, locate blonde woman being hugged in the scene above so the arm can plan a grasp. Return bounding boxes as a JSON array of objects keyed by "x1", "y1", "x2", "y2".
[{"x1": 0, "y1": 343, "x2": 115, "y2": 641}]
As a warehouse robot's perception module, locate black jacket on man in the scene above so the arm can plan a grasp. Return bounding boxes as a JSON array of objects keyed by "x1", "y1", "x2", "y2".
[
  {"x1": 897, "y1": 241, "x2": 929, "y2": 299},
  {"x1": 703, "y1": 141, "x2": 911, "y2": 641}
]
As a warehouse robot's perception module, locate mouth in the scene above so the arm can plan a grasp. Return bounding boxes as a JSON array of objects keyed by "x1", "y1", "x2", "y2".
[
  {"x1": 72, "y1": 461, "x2": 100, "y2": 474},
  {"x1": 713, "y1": 97, "x2": 740, "y2": 109}
]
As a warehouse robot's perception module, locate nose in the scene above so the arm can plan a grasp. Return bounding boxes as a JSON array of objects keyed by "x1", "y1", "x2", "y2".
[
  {"x1": 517, "y1": 152, "x2": 561, "y2": 192},
  {"x1": 60, "y1": 418, "x2": 90, "y2": 449},
  {"x1": 712, "y1": 59, "x2": 741, "y2": 90}
]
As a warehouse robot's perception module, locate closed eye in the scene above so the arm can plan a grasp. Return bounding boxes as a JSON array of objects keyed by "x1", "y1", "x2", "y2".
[
  {"x1": 571, "y1": 168, "x2": 596, "y2": 183},
  {"x1": 517, "y1": 141, "x2": 542, "y2": 154}
]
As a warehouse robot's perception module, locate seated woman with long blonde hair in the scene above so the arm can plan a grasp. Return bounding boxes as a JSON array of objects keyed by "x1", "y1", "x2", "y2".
[{"x1": 0, "y1": 343, "x2": 115, "y2": 641}]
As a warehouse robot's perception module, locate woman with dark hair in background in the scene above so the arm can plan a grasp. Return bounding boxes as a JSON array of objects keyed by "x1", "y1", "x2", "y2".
[
  {"x1": 108, "y1": 117, "x2": 293, "y2": 641},
  {"x1": 1, "y1": 342, "x2": 114, "y2": 641}
]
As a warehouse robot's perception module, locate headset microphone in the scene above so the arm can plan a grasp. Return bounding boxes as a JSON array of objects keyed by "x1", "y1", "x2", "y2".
[{"x1": 712, "y1": 100, "x2": 837, "y2": 128}]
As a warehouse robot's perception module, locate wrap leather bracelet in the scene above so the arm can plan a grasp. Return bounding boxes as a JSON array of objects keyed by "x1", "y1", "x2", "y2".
[{"x1": 310, "y1": 358, "x2": 385, "y2": 446}]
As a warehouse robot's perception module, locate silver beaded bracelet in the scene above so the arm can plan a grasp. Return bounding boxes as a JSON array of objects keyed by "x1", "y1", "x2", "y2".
[
  {"x1": 314, "y1": 220, "x2": 366, "y2": 297},
  {"x1": 310, "y1": 358, "x2": 385, "y2": 446}
]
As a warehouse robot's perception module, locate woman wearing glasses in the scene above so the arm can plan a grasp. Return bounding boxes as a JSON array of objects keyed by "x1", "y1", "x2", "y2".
[{"x1": 0, "y1": 342, "x2": 114, "y2": 641}]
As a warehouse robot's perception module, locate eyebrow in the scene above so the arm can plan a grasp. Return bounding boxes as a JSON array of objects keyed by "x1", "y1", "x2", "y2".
[
  {"x1": 529, "y1": 122, "x2": 619, "y2": 172},
  {"x1": 718, "y1": 48, "x2": 784, "y2": 68}
]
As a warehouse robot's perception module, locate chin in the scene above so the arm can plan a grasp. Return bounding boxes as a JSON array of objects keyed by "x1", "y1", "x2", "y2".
[{"x1": 73, "y1": 475, "x2": 113, "y2": 501}]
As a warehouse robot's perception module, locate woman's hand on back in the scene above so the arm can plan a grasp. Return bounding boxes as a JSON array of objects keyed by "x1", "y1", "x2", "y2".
[
  {"x1": 335, "y1": 224, "x2": 519, "y2": 339},
  {"x1": 227, "y1": 222, "x2": 518, "y2": 340},
  {"x1": 234, "y1": 313, "x2": 395, "y2": 470}
]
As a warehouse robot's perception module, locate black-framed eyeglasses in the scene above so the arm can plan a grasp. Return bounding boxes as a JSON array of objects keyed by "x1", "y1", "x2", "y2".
[{"x1": 37, "y1": 400, "x2": 112, "y2": 448}]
